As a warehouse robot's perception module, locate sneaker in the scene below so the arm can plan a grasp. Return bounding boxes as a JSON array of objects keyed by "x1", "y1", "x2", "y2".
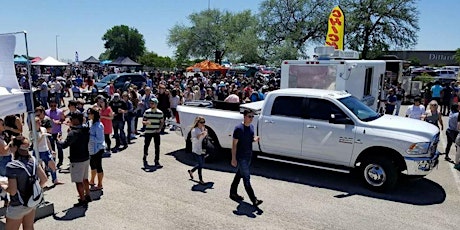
[
  {"x1": 111, "y1": 148, "x2": 119, "y2": 153},
  {"x1": 154, "y1": 161, "x2": 163, "y2": 168},
  {"x1": 229, "y1": 194, "x2": 244, "y2": 202},
  {"x1": 56, "y1": 162, "x2": 63, "y2": 168},
  {"x1": 445, "y1": 156, "x2": 452, "y2": 161},
  {"x1": 252, "y1": 199, "x2": 263, "y2": 207}
]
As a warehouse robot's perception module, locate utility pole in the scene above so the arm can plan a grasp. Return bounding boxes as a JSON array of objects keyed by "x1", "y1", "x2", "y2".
[{"x1": 55, "y1": 35, "x2": 59, "y2": 60}]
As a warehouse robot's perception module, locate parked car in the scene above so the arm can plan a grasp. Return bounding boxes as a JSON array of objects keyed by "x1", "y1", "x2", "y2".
[
  {"x1": 434, "y1": 69, "x2": 456, "y2": 79},
  {"x1": 94, "y1": 73, "x2": 146, "y2": 94}
]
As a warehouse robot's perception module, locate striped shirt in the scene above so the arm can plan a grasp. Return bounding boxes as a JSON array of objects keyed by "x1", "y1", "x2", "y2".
[{"x1": 143, "y1": 108, "x2": 163, "y2": 133}]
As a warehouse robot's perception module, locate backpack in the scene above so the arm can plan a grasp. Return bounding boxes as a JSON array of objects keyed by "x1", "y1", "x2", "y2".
[{"x1": 8, "y1": 156, "x2": 43, "y2": 207}]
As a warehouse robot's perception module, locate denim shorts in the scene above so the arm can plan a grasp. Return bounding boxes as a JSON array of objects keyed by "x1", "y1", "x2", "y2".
[
  {"x1": 39, "y1": 151, "x2": 54, "y2": 164},
  {"x1": 0, "y1": 155, "x2": 12, "y2": 176}
]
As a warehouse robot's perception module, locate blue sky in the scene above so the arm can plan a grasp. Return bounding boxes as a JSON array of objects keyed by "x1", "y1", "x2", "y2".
[{"x1": 2, "y1": 0, "x2": 458, "y2": 61}]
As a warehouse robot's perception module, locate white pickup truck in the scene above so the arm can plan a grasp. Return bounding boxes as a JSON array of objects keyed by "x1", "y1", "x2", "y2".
[{"x1": 176, "y1": 88, "x2": 440, "y2": 192}]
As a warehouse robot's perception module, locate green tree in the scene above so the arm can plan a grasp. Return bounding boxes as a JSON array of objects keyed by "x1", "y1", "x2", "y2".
[
  {"x1": 167, "y1": 9, "x2": 261, "y2": 64},
  {"x1": 138, "y1": 51, "x2": 175, "y2": 68},
  {"x1": 455, "y1": 48, "x2": 460, "y2": 64},
  {"x1": 102, "y1": 25, "x2": 146, "y2": 60},
  {"x1": 342, "y1": 0, "x2": 419, "y2": 59},
  {"x1": 258, "y1": 0, "x2": 334, "y2": 63}
]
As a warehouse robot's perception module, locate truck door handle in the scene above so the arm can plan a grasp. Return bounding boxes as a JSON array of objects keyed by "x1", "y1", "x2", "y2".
[
  {"x1": 264, "y1": 120, "x2": 274, "y2": 124},
  {"x1": 306, "y1": 125, "x2": 317, "y2": 129}
]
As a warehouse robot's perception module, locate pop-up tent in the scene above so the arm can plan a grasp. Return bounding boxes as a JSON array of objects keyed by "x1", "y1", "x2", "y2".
[
  {"x1": 109, "y1": 57, "x2": 141, "y2": 66},
  {"x1": 186, "y1": 60, "x2": 228, "y2": 74},
  {"x1": 0, "y1": 35, "x2": 29, "y2": 116},
  {"x1": 83, "y1": 56, "x2": 100, "y2": 64},
  {"x1": 32, "y1": 56, "x2": 68, "y2": 66},
  {"x1": 31, "y1": 57, "x2": 42, "y2": 63},
  {"x1": 14, "y1": 56, "x2": 28, "y2": 64},
  {"x1": 0, "y1": 87, "x2": 28, "y2": 116}
]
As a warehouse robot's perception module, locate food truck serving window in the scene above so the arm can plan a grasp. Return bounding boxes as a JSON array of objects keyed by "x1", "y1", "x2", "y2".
[
  {"x1": 364, "y1": 67, "x2": 373, "y2": 96},
  {"x1": 288, "y1": 65, "x2": 337, "y2": 90}
]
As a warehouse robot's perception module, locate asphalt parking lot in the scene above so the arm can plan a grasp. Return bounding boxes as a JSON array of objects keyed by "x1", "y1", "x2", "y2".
[{"x1": 1, "y1": 104, "x2": 459, "y2": 230}]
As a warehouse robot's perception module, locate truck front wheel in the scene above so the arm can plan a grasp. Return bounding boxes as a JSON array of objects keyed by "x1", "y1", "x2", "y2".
[{"x1": 361, "y1": 156, "x2": 398, "y2": 192}]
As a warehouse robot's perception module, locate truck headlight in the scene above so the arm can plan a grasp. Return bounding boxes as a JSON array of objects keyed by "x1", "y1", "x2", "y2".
[{"x1": 406, "y1": 142, "x2": 430, "y2": 155}]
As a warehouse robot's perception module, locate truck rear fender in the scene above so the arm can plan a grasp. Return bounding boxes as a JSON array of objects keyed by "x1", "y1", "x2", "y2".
[
  {"x1": 185, "y1": 125, "x2": 221, "y2": 153},
  {"x1": 354, "y1": 146, "x2": 406, "y2": 171}
]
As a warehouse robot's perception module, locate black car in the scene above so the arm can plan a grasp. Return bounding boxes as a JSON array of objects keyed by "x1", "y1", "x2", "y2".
[{"x1": 95, "y1": 73, "x2": 146, "y2": 93}]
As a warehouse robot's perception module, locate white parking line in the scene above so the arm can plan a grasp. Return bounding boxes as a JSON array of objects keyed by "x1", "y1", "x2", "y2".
[{"x1": 439, "y1": 134, "x2": 460, "y2": 194}]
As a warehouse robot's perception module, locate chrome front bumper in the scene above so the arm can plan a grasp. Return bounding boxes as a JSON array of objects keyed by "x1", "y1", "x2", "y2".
[{"x1": 403, "y1": 151, "x2": 440, "y2": 176}]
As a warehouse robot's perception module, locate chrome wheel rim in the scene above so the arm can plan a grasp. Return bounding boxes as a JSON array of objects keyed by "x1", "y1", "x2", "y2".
[{"x1": 364, "y1": 164, "x2": 386, "y2": 187}]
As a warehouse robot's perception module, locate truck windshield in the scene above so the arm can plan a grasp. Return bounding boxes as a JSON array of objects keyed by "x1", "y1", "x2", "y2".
[{"x1": 338, "y1": 96, "x2": 380, "y2": 122}]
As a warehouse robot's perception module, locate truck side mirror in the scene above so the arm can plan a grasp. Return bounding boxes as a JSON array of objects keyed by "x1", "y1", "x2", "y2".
[{"x1": 330, "y1": 113, "x2": 354, "y2": 125}]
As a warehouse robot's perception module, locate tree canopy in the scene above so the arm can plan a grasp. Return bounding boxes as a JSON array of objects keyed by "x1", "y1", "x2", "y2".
[
  {"x1": 455, "y1": 48, "x2": 460, "y2": 64},
  {"x1": 342, "y1": 0, "x2": 419, "y2": 59},
  {"x1": 167, "y1": 9, "x2": 262, "y2": 65},
  {"x1": 138, "y1": 51, "x2": 175, "y2": 68},
  {"x1": 258, "y1": 0, "x2": 333, "y2": 63},
  {"x1": 101, "y1": 25, "x2": 146, "y2": 61}
]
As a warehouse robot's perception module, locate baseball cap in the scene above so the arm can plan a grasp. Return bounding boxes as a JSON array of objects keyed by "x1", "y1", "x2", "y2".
[
  {"x1": 149, "y1": 98, "x2": 159, "y2": 104},
  {"x1": 113, "y1": 93, "x2": 120, "y2": 98}
]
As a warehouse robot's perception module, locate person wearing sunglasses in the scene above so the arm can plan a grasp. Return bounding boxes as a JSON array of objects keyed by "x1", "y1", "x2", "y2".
[
  {"x1": 229, "y1": 109, "x2": 262, "y2": 207},
  {"x1": 422, "y1": 100, "x2": 444, "y2": 130},
  {"x1": 188, "y1": 116, "x2": 208, "y2": 184}
]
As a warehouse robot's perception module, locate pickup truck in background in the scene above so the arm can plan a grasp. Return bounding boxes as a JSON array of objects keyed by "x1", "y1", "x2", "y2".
[{"x1": 176, "y1": 88, "x2": 440, "y2": 192}]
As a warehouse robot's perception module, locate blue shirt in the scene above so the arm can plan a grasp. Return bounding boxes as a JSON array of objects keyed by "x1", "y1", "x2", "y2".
[
  {"x1": 431, "y1": 85, "x2": 443, "y2": 98},
  {"x1": 89, "y1": 121, "x2": 105, "y2": 155},
  {"x1": 233, "y1": 123, "x2": 254, "y2": 160}
]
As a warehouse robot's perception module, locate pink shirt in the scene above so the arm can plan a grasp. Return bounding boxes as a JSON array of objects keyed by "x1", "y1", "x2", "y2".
[
  {"x1": 100, "y1": 106, "x2": 113, "y2": 134},
  {"x1": 224, "y1": 94, "x2": 240, "y2": 103}
]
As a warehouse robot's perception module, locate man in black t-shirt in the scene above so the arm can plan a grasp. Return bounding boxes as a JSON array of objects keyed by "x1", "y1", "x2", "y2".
[{"x1": 109, "y1": 93, "x2": 128, "y2": 153}]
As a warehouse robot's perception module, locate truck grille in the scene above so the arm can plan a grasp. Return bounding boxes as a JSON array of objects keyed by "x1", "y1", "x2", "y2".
[{"x1": 429, "y1": 133, "x2": 439, "y2": 157}]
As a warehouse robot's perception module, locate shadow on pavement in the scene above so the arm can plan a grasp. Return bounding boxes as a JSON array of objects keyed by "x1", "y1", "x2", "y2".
[
  {"x1": 141, "y1": 161, "x2": 163, "y2": 172},
  {"x1": 191, "y1": 181, "x2": 214, "y2": 193},
  {"x1": 53, "y1": 206, "x2": 88, "y2": 221},
  {"x1": 232, "y1": 201, "x2": 263, "y2": 218},
  {"x1": 89, "y1": 189, "x2": 104, "y2": 201},
  {"x1": 167, "y1": 149, "x2": 446, "y2": 206}
]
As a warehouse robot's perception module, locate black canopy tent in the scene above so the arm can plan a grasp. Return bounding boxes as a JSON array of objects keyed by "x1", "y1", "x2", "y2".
[
  {"x1": 82, "y1": 56, "x2": 100, "y2": 64},
  {"x1": 108, "y1": 57, "x2": 142, "y2": 66}
]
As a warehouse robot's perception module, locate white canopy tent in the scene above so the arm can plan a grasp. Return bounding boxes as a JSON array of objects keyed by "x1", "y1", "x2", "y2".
[
  {"x1": 32, "y1": 56, "x2": 68, "y2": 66},
  {"x1": 0, "y1": 87, "x2": 27, "y2": 116},
  {"x1": 0, "y1": 35, "x2": 28, "y2": 117}
]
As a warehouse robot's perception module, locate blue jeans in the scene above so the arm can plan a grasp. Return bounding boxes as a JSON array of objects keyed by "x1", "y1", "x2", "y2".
[
  {"x1": 191, "y1": 153, "x2": 205, "y2": 181},
  {"x1": 112, "y1": 120, "x2": 127, "y2": 148},
  {"x1": 230, "y1": 158, "x2": 257, "y2": 202},
  {"x1": 40, "y1": 96, "x2": 48, "y2": 109},
  {"x1": 49, "y1": 134, "x2": 64, "y2": 165}
]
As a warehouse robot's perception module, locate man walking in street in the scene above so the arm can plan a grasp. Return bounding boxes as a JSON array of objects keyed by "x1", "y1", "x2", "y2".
[
  {"x1": 230, "y1": 109, "x2": 263, "y2": 207},
  {"x1": 142, "y1": 98, "x2": 164, "y2": 166}
]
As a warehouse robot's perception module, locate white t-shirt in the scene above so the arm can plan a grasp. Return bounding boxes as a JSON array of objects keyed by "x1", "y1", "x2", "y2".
[
  {"x1": 191, "y1": 127, "x2": 205, "y2": 155},
  {"x1": 406, "y1": 104, "x2": 425, "y2": 120},
  {"x1": 37, "y1": 127, "x2": 51, "y2": 152}
]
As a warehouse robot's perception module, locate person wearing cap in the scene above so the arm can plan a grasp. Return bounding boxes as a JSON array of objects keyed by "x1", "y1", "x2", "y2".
[
  {"x1": 142, "y1": 98, "x2": 164, "y2": 166},
  {"x1": 109, "y1": 93, "x2": 128, "y2": 153}
]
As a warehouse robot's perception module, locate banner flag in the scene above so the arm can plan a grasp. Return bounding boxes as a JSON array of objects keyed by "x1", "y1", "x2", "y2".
[
  {"x1": 325, "y1": 6, "x2": 345, "y2": 50},
  {"x1": 0, "y1": 35, "x2": 20, "y2": 89},
  {"x1": 75, "y1": 51, "x2": 79, "y2": 62}
]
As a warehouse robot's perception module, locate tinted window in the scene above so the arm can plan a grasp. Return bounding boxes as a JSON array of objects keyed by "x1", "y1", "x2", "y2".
[
  {"x1": 116, "y1": 76, "x2": 126, "y2": 83},
  {"x1": 308, "y1": 98, "x2": 344, "y2": 121},
  {"x1": 131, "y1": 75, "x2": 145, "y2": 82},
  {"x1": 271, "y1": 96, "x2": 304, "y2": 118}
]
